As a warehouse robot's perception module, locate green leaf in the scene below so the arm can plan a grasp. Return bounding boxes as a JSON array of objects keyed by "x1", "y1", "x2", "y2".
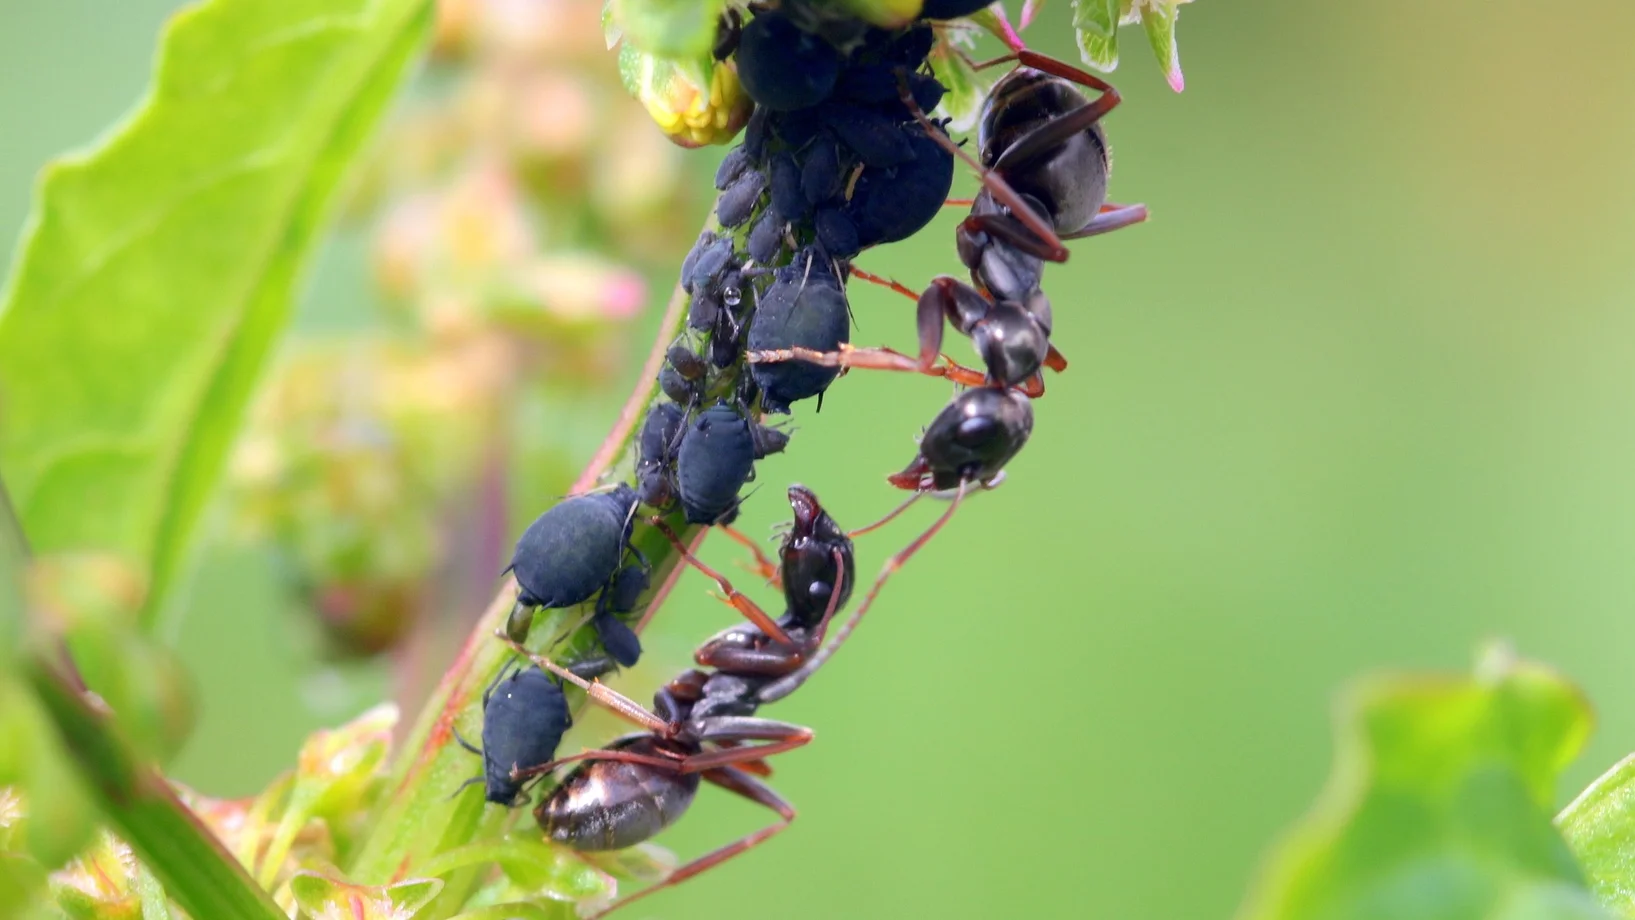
[
  {"x1": 929, "y1": 41, "x2": 998, "y2": 134},
  {"x1": 23, "y1": 653, "x2": 286, "y2": 920},
  {"x1": 0, "y1": 0, "x2": 435, "y2": 631},
  {"x1": 288, "y1": 872, "x2": 442, "y2": 919},
  {"x1": 0, "y1": 484, "x2": 22, "y2": 652},
  {"x1": 1138, "y1": 0, "x2": 1186, "y2": 92},
  {"x1": 612, "y1": 0, "x2": 726, "y2": 61},
  {"x1": 1560, "y1": 753, "x2": 1635, "y2": 916},
  {"x1": 1073, "y1": 0, "x2": 1122, "y2": 71},
  {"x1": 1236, "y1": 644, "x2": 1612, "y2": 920}
]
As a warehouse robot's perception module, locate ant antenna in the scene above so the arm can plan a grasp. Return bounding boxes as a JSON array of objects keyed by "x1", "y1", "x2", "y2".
[{"x1": 848, "y1": 491, "x2": 924, "y2": 537}]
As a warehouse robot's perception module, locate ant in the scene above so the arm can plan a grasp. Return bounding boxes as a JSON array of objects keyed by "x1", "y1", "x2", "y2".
[
  {"x1": 747, "y1": 47, "x2": 1148, "y2": 396},
  {"x1": 493, "y1": 485, "x2": 859, "y2": 918}
]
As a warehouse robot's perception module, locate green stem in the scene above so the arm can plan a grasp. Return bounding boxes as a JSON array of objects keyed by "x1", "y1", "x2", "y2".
[
  {"x1": 346, "y1": 277, "x2": 708, "y2": 899},
  {"x1": 22, "y1": 652, "x2": 286, "y2": 920}
]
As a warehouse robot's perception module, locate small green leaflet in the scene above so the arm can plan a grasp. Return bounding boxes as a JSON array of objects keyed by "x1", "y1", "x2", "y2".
[
  {"x1": 1072, "y1": 0, "x2": 1121, "y2": 72},
  {"x1": 611, "y1": 0, "x2": 727, "y2": 61},
  {"x1": 1072, "y1": 0, "x2": 1192, "y2": 92}
]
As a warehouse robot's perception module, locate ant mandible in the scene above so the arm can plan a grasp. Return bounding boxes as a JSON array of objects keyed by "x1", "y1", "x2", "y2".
[{"x1": 748, "y1": 44, "x2": 1149, "y2": 396}]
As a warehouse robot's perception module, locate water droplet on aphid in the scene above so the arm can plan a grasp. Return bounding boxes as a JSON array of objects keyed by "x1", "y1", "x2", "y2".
[{"x1": 724, "y1": 287, "x2": 742, "y2": 307}]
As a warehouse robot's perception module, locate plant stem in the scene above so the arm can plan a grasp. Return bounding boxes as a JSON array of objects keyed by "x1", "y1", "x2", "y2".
[{"x1": 346, "y1": 274, "x2": 709, "y2": 901}]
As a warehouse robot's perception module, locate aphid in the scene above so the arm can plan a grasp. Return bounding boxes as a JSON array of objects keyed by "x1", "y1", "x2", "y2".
[
  {"x1": 716, "y1": 168, "x2": 767, "y2": 229},
  {"x1": 748, "y1": 51, "x2": 1147, "y2": 394},
  {"x1": 505, "y1": 485, "x2": 641, "y2": 642},
  {"x1": 746, "y1": 248, "x2": 851, "y2": 413},
  {"x1": 658, "y1": 343, "x2": 707, "y2": 405},
  {"x1": 746, "y1": 210, "x2": 786, "y2": 265},
  {"x1": 635, "y1": 401, "x2": 688, "y2": 509},
  {"x1": 735, "y1": 9, "x2": 843, "y2": 111},
  {"x1": 841, "y1": 122, "x2": 956, "y2": 249},
  {"x1": 767, "y1": 153, "x2": 808, "y2": 225},
  {"x1": 591, "y1": 564, "x2": 649, "y2": 669},
  {"x1": 455, "y1": 665, "x2": 571, "y2": 806},
  {"x1": 675, "y1": 402, "x2": 788, "y2": 525}
]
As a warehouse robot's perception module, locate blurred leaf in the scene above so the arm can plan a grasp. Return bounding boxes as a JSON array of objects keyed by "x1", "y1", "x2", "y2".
[
  {"x1": 0, "y1": 484, "x2": 23, "y2": 650},
  {"x1": 30, "y1": 554, "x2": 196, "y2": 763},
  {"x1": 135, "y1": 864, "x2": 174, "y2": 920},
  {"x1": 257, "y1": 704, "x2": 395, "y2": 887},
  {"x1": 1073, "y1": 0, "x2": 1121, "y2": 71},
  {"x1": 288, "y1": 871, "x2": 441, "y2": 919},
  {"x1": 835, "y1": 0, "x2": 925, "y2": 29},
  {"x1": 0, "y1": 852, "x2": 48, "y2": 920},
  {"x1": 0, "y1": 678, "x2": 99, "y2": 869},
  {"x1": 1137, "y1": 0, "x2": 1185, "y2": 92},
  {"x1": 611, "y1": 0, "x2": 725, "y2": 60},
  {"x1": 1560, "y1": 752, "x2": 1635, "y2": 916},
  {"x1": 0, "y1": 0, "x2": 435, "y2": 630},
  {"x1": 1236, "y1": 644, "x2": 1611, "y2": 920},
  {"x1": 929, "y1": 41, "x2": 998, "y2": 133},
  {"x1": 22, "y1": 655, "x2": 286, "y2": 920}
]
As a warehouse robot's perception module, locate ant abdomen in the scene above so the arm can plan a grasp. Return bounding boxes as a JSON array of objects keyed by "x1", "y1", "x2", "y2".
[{"x1": 981, "y1": 69, "x2": 1112, "y2": 235}]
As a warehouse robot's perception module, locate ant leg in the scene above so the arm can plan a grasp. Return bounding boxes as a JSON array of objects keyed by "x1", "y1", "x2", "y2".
[
  {"x1": 988, "y1": 51, "x2": 1122, "y2": 177},
  {"x1": 587, "y1": 767, "x2": 794, "y2": 920},
  {"x1": 758, "y1": 482, "x2": 969, "y2": 703},
  {"x1": 680, "y1": 717, "x2": 813, "y2": 772},
  {"x1": 497, "y1": 635, "x2": 671, "y2": 734},
  {"x1": 1062, "y1": 202, "x2": 1150, "y2": 240},
  {"x1": 746, "y1": 344, "x2": 988, "y2": 388},
  {"x1": 650, "y1": 518, "x2": 795, "y2": 646},
  {"x1": 849, "y1": 267, "x2": 920, "y2": 303},
  {"x1": 943, "y1": 197, "x2": 976, "y2": 208},
  {"x1": 697, "y1": 548, "x2": 844, "y2": 676},
  {"x1": 847, "y1": 491, "x2": 923, "y2": 538},
  {"x1": 895, "y1": 75, "x2": 1068, "y2": 262},
  {"x1": 509, "y1": 744, "x2": 684, "y2": 782},
  {"x1": 717, "y1": 524, "x2": 780, "y2": 586}
]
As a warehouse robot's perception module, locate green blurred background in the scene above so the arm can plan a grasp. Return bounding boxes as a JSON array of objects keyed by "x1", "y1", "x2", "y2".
[{"x1": 8, "y1": 1, "x2": 1635, "y2": 918}]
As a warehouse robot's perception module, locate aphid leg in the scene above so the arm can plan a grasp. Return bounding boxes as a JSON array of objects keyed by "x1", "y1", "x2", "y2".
[
  {"x1": 746, "y1": 343, "x2": 988, "y2": 388},
  {"x1": 895, "y1": 74, "x2": 1068, "y2": 262},
  {"x1": 1063, "y1": 202, "x2": 1150, "y2": 240},
  {"x1": 718, "y1": 524, "x2": 781, "y2": 586},
  {"x1": 585, "y1": 767, "x2": 794, "y2": 920},
  {"x1": 942, "y1": 198, "x2": 976, "y2": 208},
  {"x1": 758, "y1": 482, "x2": 969, "y2": 702},
  {"x1": 498, "y1": 635, "x2": 670, "y2": 734},
  {"x1": 451, "y1": 728, "x2": 482, "y2": 756},
  {"x1": 848, "y1": 492, "x2": 924, "y2": 538},
  {"x1": 649, "y1": 518, "x2": 796, "y2": 646}
]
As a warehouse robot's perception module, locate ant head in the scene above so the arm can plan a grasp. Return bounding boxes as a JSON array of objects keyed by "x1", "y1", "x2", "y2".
[{"x1": 780, "y1": 485, "x2": 855, "y2": 628}]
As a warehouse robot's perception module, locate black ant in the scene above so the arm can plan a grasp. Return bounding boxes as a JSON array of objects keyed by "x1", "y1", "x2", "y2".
[
  {"x1": 494, "y1": 485, "x2": 862, "y2": 918},
  {"x1": 747, "y1": 47, "x2": 1148, "y2": 396}
]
